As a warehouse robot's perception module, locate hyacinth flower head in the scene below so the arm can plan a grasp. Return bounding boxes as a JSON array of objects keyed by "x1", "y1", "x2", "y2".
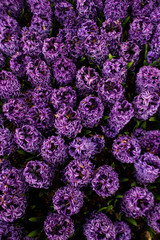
[
  {"x1": 135, "y1": 66, "x2": 160, "y2": 94},
  {"x1": 102, "y1": 123, "x2": 120, "y2": 139},
  {"x1": 108, "y1": 100, "x2": 134, "y2": 132},
  {"x1": 104, "y1": 0, "x2": 129, "y2": 21},
  {"x1": 150, "y1": 6, "x2": 160, "y2": 25},
  {"x1": 42, "y1": 37, "x2": 67, "y2": 65},
  {"x1": 0, "y1": 167, "x2": 28, "y2": 195},
  {"x1": 112, "y1": 135, "x2": 141, "y2": 164},
  {"x1": 131, "y1": 0, "x2": 156, "y2": 18},
  {"x1": 147, "y1": 203, "x2": 160, "y2": 233},
  {"x1": 10, "y1": 52, "x2": 27, "y2": 78},
  {"x1": 52, "y1": 57, "x2": 76, "y2": 86},
  {"x1": 30, "y1": 86, "x2": 53, "y2": 108},
  {"x1": 114, "y1": 221, "x2": 131, "y2": 240},
  {"x1": 133, "y1": 129, "x2": 160, "y2": 155},
  {"x1": 54, "y1": 105, "x2": 82, "y2": 138},
  {"x1": 0, "y1": 70, "x2": 21, "y2": 100},
  {"x1": 0, "y1": 193, "x2": 27, "y2": 222},
  {"x1": 91, "y1": 165, "x2": 120, "y2": 198},
  {"x1": 132, "y1": 91, "x2": 160, "y2": 121},
  {"x1": 68, "y1": 136, "x2": 97, "y2": 160},
  {"x1": 0, "y1": 0, "x2": 24, "y2": 18},
  {"x1": 14, "y1": 125, "x2": 43, "y2": 153},
  {"x1": 83, "y1": 211, "x2": 116, "y2": 240},
  {"x1": 23, "y1": 160, "x2": 54, "y2": 189},
  {"x1": 102, "y1": 58, "x2": 127, "y2": 84},
  {"x1": 90, "y1": 134, "x2": 105, "y2": 154},
  {"x1": 44, "y1": 212, "x2": 75, "y2": 240},
  {"x1": 0, "y1": 222, "x2": 23, "y2": 240},
  {"x1": 97, "y1": 77, "x2": 125, "y2": 108},
  {"x1": 84, "y1": 34, "x2": 109, "y2": 66},
  {"x1": 52, "y1": 186, "x2": 84, "y2": 216},
  {"x1": 41, "y1": 135, "x2": 68, "y2": 167},
  {"x1": 100, "y1": 19, "x2": 122, "y2": 55},
  {"x1": 51, "y1": 86, "x2": 77, "y2": 111},
  {"x1": 134, "y1": 153, "x2": 160, "y2": 185},
  {"x1": 26, "y1": 58, "x2": 52, "y2": 87},
  {"x1": 78, "y1": 95, "x2": 104, "y2": 128},
  {"x1": 77, "y1": 19, "x2": 98, "y2": 41},
  {"x1": 55, "y1": 1, "x2": 76, "y2": 26},
  {"x1": 120, "y1": 187, "x2": 154, "y2": 218},
  {"x1": 62, "y1": 159, "x2": 95, "y2": 188},
  {"x1": 76, "y1": 66, "x2": 99, "y2": 97},
  {"x1": 0, "y1": 127, "x2": 16, "y2": 156},
  {"x1": 0, "y1": 51, "x2": 5, "y2": 69},
  {"x1": 0, "y1": 158, "x2": 11, "y2": 173},
  {"x1": 2, "y1": 98, "x2": 29, "y2": 127},
  {"x1": 128, "y1": 18, "x2": 153, "y2": 49},
  {"x1": 76, "y1": 0, "x2": 97, "y2": 20},
  {"x1": 119, "y1": 41, "x2": 140, "y2": 70},
  {"x1": 26, "y1": 0, "x2": 52, "y2": 18}
]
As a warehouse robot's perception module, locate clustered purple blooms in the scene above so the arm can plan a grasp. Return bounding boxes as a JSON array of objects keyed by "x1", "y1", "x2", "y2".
[
  {"x1": 52, "y1": 186, "x2": 84, "y2": 216},
  {"x1": 44, "y1": 212, "x2": 75, "y2": 240},
  {"x1": 134, "y1": 153, "x2": 160, "y2": 185},
  {"x1": 0, "y1": 127, "x2": 16, "y2": 156},
  {"x1": 131, "y1": 0, "x2": 156, "y2": 18},
  {"x1": 0, "y1": 222, "x2": 24, "y2": 239},
  {"x1": 112, "y1": 135, "x2": 141, "y2": 164},
  {"x1": 83, "y1": 212, "x2": 116, "y2": 240},
  {"x1": 91, "y1": 165, "x2": 119, "y2": 198},
  {"x1": 78, "y1": 95, "x2": 104, "y2": 128},
  {"x1": 115, "y1": 221, "x2": 131, "y2": 240},
  {"x1": 0, "y1": 51, "x2": 5, "y2": 69},
  {"x1": 10, "y1": 52, "x2": 26, "y2": 78},
  {"x1": 104, "y1": 0, "x2": 129, "y2": 21},
  {"x1": 30, "y1": 86, "x2": 53, "y2": 108},
  {"x1": 62, "y1": 159, "x2": 95, "y2": 188},
  {"x1": 120, "y1": 187, "x2": 154, "y2": 219},
  {"x1": 23, "y1": 160, "x2": 54, "y2": 189},
  {"x1": 147, "y1": 204, "x2": 160, "y2": 233},
  {"x1": 41, "y1": 135, "x2": 68, "y2": 167}
]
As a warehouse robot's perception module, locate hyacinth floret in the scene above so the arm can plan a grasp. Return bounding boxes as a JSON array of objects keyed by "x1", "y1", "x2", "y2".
[
  {"x1": 114, "y1": 221, "x2": 131, "y2": 240},
  {"x1": 147, "y1": 204, "x2": 160, "y2": 233}
]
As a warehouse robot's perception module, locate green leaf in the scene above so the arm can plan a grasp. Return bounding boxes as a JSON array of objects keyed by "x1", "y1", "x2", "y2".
[
  {"x1": 111, "y1": 162, "x2": 115, "y2": 168},
  {"x1": 133, "y1": 120, "x2": 141, "y2": 130},
  {"x1": 108, "y1": 53, "x2": 113, "y2": 61},
  {"x1": 29, "y1": 216, "x2": 44, "y2": 222},
  {"x1": 131, "y1": 182, "x2": 136, "y2": 187},
  {"x1": 17, "y1": 149, "x2": 26, "y2": 155},
  {"x1": 141, "y1": 121, "x2": 146, "y2": 130},
  {"x1": 20, "y1": 8, "x2": 25, "y2": 18},
  {"x1": 120, "y1": 178, "x2": 129, "y2": 182},
  {"x1": 149, "y1": 116, "x2": 158, "y2": 122},
  {"x1": 126, "y1": 61, "x2": 134, "y2": 70},
  {"x1": 154, "y1": 194, "x2": 160, "y2": 201},
  {"x1": 116, "y1": 195, "x2": 123, "y2": 199},
  {"x1": 80, "y1": 57, "x2": 86, "y2": 62},
  {"x1": 122, "y1": 16, "x2": 131, "y2": 27},
  {"x1": 147, "y1": 226, "x2": 156, "y2": 238},
  {"x1": 98, "y1": 205, "x2": 113, "y2": 213},
  {"x1": 27, "y1": 228, "x2": 41, "y2": 237},
  {"x1": 124, "y1": 217, "x2": 138, "y2": 227},
  {"x1": 103, "y1": 115, "x2": 109, "y2": 120},
  {"x1": 85, "y1": 130, "x2": 92, "y2": 135},
  {"x1": 144, "y1": 44, "x2": 148, "y2": 59}
]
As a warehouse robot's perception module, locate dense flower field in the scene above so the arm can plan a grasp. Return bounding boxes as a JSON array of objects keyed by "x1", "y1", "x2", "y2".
[{"x1": 0, "y1": 0, "x2": 160, "y2": 239}]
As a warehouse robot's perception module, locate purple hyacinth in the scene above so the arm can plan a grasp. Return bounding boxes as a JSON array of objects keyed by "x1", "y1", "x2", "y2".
[
  {"x1": 104, "y1": 0, "x2": 129, "y2": 21},
  {"x1": 52, "y1": 186, "x2": 84, "y2": 216},
  {"x1": 128, "y1": 18, "x2": 153, "y2": 49},
  {"x1": 0, "y1": 167, "x2": 28, "y2": 195},
  {"x1": 134, "y1": 153, "x2": 160, "y2": 185},
  {"x1": 150, "y1": 6, "x2": 160, "y2": 25},
  {"x1": 135, "y1": 66, "x2": 160, "y2": 94},
  {"x1": 68, "y1": 136, "x2": 97, "y2": 160},
  {"x1": 0, "y1": 71, "x2": 21, "y2": 100},
  {"x1": 53, "y1": 57, "x2": 76, "y2": 86},
  {"x1": 0, "y1": 222, "x2": 23, "y2": 240},
  {"x1": 44, "y1": 212, "x2": 75, "y2": 240},
  {"x1": 26, "y1": 0, "x2": 52, "y2": 17},
  {"x1": 97, "y1": 77, "x2": 125, "y2": 108},
  {"x1": 29, "y1": 86, "x2": 52, "y2": 108},
  {"x1": 78, "y1": 95, "x2": 104, "y2": 128},
  {"x1": 0, "y1": 158, "x2": 12, "y2": 173},
  {"x1": 77, "y1": 19, "x2": 98, "y2": 41},
  {"x1": 114, "y1": 221, "x2": 131, "y2": 240},
  {"x1": 42, "y1": 37, "x2": 67, "y2": 65},
  {"x1": 76, "y1": 0, "x2": 97, "y2": 20},
  {"x1": 54, "y1": 105, "x2": 82, "y2": 138},
  {"x1": 102, "y1": 58, "x2": 127, "y2": 84},
  {"x1": 131, "y1": 0, "x2": 156, "y2": 18},
  {"x1": 84, "y1": 34, "x2": 109, "y2": 66},
  {"x1": 55, "y1": 1, "x2": 76, "y2": 26},
  {"x1": 23, "y1": 160, "x2": 54, "y2": 189},
  {"x1": 0, "y1": 127, "x2": 16, "y2": 156},
  {"x1": 100, "y1": 19, "x2": 122, "y2": 55},
  {"x1": 91, "y1": 165, "x2": 119, "y2": 198},
  {"x1": 62, "y1": 159, "x2": 95, "y2": 188},
  {"x1": 83, "y1": 212, "x2": 116, "y2": 240},
  {"x1": 0, "y1": 51, "x2": 5, "y2": 69},
  {"x1": 14, "y1": 125, "x2": 43, "y2": 153},
  {"x1": 0, "y1": 193, "x2": 27, "y2": 222},
  {"x1": 65, "y1": 35, "x2": 84, "y2": 62},
  {"x1": 132, "y1": 91, "x2": 160, "y2": 120},
  {"x1": 26, "y1": 58, "x2": 51, "y2": 87},
  {"x1": 90, "y1": 134, "x2": 105, "y2": 154},
  {"x1": 112, "y1": 135, "x2": 141, "y2": 164},
  {"x1": 41, "y1": 135, "x2": 68, "y2": 166},
  {"x1": 50, "y1": 86, "x2": 77, "y2": 111},
  {"x1": 108, "y1": 100, "x2": 134, "y2": 131},
  {"x1": 0, "y1": 0, "x2": 24, "y2": 18},
  {"x1": 3, "y1": 98, "x2": 29, "y2": 127},
  {"x1": 133, "y1": 129, "x2": 160, "y2": 155},
  {"x1": 147, "y1": 204, "x2": 160, "y2": 233},
  {"x1": 120, "y1": 187, "x2": 154, "y2": 219},
  {"x1": 10, "y1": 52, "x2": 27, "y2": 78},
  {"x1": 76, "y1": 66, "x2": 99, "y2": 97},
  {"x1": 101, "y1": 123, "x2": 120, "y2": 139},
  {"x1": 21, "y1": 28, "x2": 43, "y2": 57},
  {"x1": 147, "y1": 50, "x2": 159, "y2": 65},
  {"x1": 119, "y1": 41, "x2": 140, "y2": 70}
]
